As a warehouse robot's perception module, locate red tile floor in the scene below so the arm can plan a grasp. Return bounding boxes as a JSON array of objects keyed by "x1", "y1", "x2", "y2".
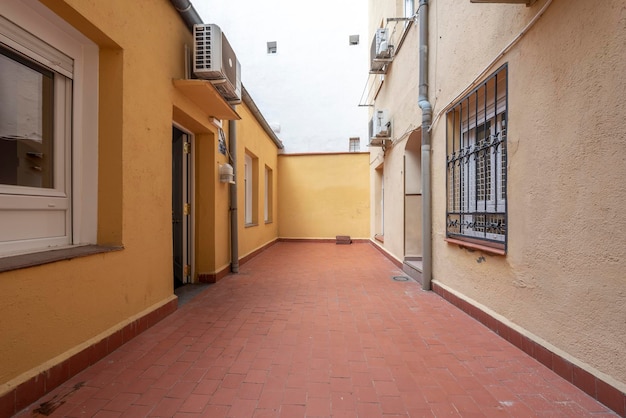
[{"x1": 15, "y1": 242, "x2": 618, "y2": 417}]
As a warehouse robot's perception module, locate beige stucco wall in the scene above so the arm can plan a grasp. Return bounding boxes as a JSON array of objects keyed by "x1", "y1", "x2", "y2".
[
  {"x1": 368, "y1": 0, "x2": 626, "y2": 390},
  {"x1": 428, "y1": 0, "x2": 626, "y2": 388},
  {"x1": 0, "y1": 0, "x2": 225, "y2": 389},
  {"x1": 368, "y1": 6, "x2": 422, "y2": 262},
  {"x1": 278, "y1": 153, "x2": 370, "y2": 240}
]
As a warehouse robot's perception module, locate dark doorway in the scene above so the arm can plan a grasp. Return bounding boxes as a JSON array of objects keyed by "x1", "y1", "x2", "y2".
[{"x1": 172, "y1": 126, "x2": 190, "y2": 289}]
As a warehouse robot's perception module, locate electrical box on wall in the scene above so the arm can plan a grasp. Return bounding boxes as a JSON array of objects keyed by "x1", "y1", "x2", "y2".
[{"x1": 219, "y1": 163, "x2": 235, "y2": 184}]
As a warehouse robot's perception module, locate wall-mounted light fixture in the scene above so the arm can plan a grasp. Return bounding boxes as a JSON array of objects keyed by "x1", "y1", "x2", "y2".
[{"x1": 219, "y1": 163, "x2": 235, "y2": 184}]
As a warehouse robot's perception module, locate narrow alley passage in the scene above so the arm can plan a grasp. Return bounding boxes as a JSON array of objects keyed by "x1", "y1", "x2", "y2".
[{"x1": 16, "y1": 242, "x2": 616, "y2": 417}]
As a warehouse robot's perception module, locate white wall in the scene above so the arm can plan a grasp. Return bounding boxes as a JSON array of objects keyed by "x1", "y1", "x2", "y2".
[{"x1": 194, "y1": 0, "x2": 370, "y2": 153}]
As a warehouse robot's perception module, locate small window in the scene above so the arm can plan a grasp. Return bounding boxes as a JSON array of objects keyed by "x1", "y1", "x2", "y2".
[
  {"x1": 244, "y1": 151, "x2": 258, "y2": 225},
  {"x1": 264, "y1": 166, "x2": 273, "y2": 223},
  {"x1": 267, "y1": 41, "x2": 277, "y2": 54},
  {"x1": 349, "y1": 137, "x2": 360, "y2": 152},
  {"x1": 349, "y1": 35, "x2": 360, "y2": 45}
]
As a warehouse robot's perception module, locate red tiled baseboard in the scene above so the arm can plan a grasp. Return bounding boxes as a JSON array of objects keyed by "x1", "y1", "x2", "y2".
[
  {"x1": 369, "y1": 240, "x2": 403, "y2": 268},
  {"x1": 0, "y1": 297, "x2": 177, "y2": 417},
  {"x1": 199, "y1": 239, "x2": 280, "y2": 283},
  {"x1": 432, "y1": 282, "x2": 626, "y2": 417},
  {"x1": 198, "y1": 267, "x2": 230, "y2": 284},
  {"x1": 278, "y1": 238, "x2": 370, "y2": 244}
]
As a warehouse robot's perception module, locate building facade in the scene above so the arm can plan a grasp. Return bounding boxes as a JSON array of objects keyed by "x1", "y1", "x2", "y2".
[
  {"x1": 193, "y1": 0, "x2": 370, "y2": 154},
  {"x1": 0, "y1": 0, "x2": 282, "y2": 413},
  {"x1": 367, "y1": 0, "x2": 626, "y2": 414}
]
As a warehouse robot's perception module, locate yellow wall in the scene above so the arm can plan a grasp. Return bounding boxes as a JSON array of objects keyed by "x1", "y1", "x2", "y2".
[
  {"x1": 0, "y1": 0, "x2": 224, "y2": 389},
  {"x1": 235, "y1": 105, "x2": 281, "y2": 261},
  {"x1": 278, "y1": 153, "x2": 370, "y2": 239}
]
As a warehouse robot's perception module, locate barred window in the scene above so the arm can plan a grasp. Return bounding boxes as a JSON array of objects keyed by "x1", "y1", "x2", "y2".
[
  {"x1": 446, "y1": 65, "x2": 507, "y2": 252},
  {"x1": 349, "y1": 137, "x2": 360, "y2": 152}
]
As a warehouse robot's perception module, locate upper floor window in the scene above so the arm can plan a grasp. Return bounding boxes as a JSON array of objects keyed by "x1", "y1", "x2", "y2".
[
  {"x1": 446, "y1": 65, "x2": 507, "y2": 252},
  {"x1": 349, "y1": 137, "x2": 360, "y2": 152}
]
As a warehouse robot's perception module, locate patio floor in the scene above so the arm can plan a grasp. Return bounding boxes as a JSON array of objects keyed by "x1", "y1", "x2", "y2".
[{"x1": 15, "y1": 242, "x2": 617, "y2": 417}]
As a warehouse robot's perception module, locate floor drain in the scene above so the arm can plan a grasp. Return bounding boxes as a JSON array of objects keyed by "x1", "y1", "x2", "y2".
[{"x1": 392, "y1": 275, "x2": 410, "y2": 281}]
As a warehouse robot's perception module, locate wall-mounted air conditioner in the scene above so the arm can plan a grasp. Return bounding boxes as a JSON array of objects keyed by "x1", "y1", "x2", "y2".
[
  {"x1": 370, "y1": 28, "x2": 393, "y2": 73},
  {"x1": 368, "y1": 109, "x2": 392, "y2": 146},
  {"x1": 193, "y1": 23, "x2": 242, "y2": 104}
]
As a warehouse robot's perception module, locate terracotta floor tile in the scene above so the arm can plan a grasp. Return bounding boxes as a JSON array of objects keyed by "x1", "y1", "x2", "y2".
[
  {"x1": 278, "y1": 404, "x2": 305, "y2": 418},
  {"x1": 13, "y1": 243, "x2": 619, "y2": 418},
  {"x1": 178, "y1": 393, "x2": 211, "y2": 413},
  {"x1": 102, "y1": 392, "x2": 140, "y2": 412}
]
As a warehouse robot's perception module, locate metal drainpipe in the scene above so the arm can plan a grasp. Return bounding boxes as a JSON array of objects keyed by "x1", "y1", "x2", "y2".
[
  {"x1": 229, "y1": 119, "x2": 239, "y2": 273},
  {"x1": 169, "y1": 0, "x2": 241, "y2": 273},
  {"x1": 170, "y1": 0, "x2": 203, "y2": 30},
  {"x1": 418, "y1": 0, "x2": 433, "y2": 291}
]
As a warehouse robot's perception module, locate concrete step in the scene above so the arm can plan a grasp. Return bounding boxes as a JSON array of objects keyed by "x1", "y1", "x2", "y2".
[{"x1": 403, "y1": 257, "x2": 423, "y2": 285}]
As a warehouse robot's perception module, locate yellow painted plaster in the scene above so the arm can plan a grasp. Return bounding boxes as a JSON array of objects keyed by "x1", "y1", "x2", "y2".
[{"x1": 278, "y1": 153, "x2": 370, "y2": 240}]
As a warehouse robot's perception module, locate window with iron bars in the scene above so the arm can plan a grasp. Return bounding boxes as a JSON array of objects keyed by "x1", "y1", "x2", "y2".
[
  {"x1": 349, "y1": 137, "x2": 360, "y2": 152},
  {"x1": 446, "y1": 65, "x2": 507, "y2": 252}
]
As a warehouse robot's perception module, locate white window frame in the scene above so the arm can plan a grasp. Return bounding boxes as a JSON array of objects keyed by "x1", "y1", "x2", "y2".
[
  {"x1": 459, "y1": 114, "x2": 506, "y2": 242},
  {"x1": 244, "y1": 153, "x2": 253, "y2": 225},
  {"x1": 0, "y1": 0, "x2": 98, "y2": 257},
  {"x1": 264, "y1": 165, "x2": 273, "y2": 223},
  {"x1": 405, "y1": 0, "x2": 415, "y2": 17}
]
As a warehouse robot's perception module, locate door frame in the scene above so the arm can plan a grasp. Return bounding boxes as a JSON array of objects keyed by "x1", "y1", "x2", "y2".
[{"x1": 172, "y1": 123, "x2": 195, "y2": 285}]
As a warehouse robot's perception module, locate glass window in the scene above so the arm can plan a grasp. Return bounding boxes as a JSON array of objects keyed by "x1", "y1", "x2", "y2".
[
  {"x1": 0, "y1": 47, "x2": 55, "y2": 189},
  {"x1": 0, "y1": 7, "x2": 97, "y2": 256}
]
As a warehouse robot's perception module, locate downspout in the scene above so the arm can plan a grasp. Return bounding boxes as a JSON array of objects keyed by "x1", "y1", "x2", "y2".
[
  {"x1": 169, "y1": 0, "x2": 242, "y2": 273},
  {"x1": 170, "y1": 0, "x2": 203, "y2": 31},
  {"x1": 229, "y1": 118, "x2": 239, "y2": 273},
  {"x1": 418, "y1": 0, "x2": 433, "y2": 291}
]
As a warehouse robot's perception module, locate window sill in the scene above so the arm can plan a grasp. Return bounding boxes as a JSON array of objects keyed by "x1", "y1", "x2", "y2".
[
  {"x1": 245, "y1": 223, "x2": 258, "y2": 228},
  {"x1": 0, "y1": 245, "x2": 123, "y2": 273},
  {"x1": 445, "y1": 237, "x2": 506, "y2": 255}
]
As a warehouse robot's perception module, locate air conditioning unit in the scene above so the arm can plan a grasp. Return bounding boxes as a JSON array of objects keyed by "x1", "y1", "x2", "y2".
[
  {"x1": 193, "y1": 24, "x2": 242, "y2": 104},
  {"x1": 370, "y1": 28, "x2": 393, "y2": 72},
  {"x1": 368, "y1": 109, "x2": 392, "y2": 146}
]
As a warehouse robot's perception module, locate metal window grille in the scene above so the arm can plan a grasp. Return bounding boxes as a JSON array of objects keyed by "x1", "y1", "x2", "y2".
[{"x1": 446, "y1": 65, "x2": 508, "y2": 249}]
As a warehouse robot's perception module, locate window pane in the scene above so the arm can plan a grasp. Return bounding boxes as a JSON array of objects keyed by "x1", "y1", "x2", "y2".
[{"x1": 0, "y1": 48, "x2": 54, "y2": 188}]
